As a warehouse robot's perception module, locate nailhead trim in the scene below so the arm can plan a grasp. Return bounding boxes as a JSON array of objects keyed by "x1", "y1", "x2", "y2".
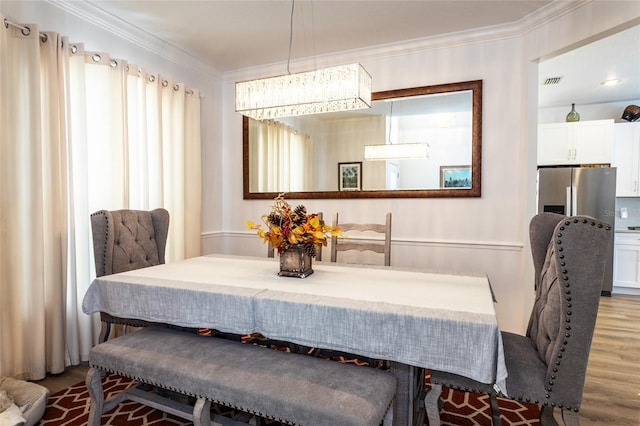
[
  {"x1": 90, "y1": 210, "x2": 111, "y2": 277},
  {"x1": 89, "y1": 363, "x2": 298, "y2": 423},
  {"x1": 510, "y1": 218, "x2": 611, "y2": 411},
  {"x1": 415, "y1": 218, "x2": 612, "y2": 416}
]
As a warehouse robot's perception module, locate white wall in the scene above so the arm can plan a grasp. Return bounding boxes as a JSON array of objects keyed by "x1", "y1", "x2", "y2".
[
  {"x1": 211, "y1": 2, "x2": 640, "y2": 334},
  {"x1": 4, "y1": 1, "x2": 639, "y2": 334},
  {"x1": 216, "y1": 35, "x2": 531, "y2": 332}
]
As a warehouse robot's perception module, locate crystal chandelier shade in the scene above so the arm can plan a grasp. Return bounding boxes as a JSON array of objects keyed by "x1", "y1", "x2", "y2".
[{"x1": 236, "y1": 63, "x2": 372, "y2": 120}]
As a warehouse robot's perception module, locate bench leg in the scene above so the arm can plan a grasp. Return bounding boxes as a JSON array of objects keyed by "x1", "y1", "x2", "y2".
[
  {"x1": 86, "y1": 368, "x2": 105, "y2": 426},
  {"x1": 86, "y1": 367, "x2": 131, "y2": 425},
  {"x1": 193, "y1": 398, "x2": 211, "y2": 426}
]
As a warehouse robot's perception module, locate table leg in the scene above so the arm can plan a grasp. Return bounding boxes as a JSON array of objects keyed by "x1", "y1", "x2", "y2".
[{"x1": 390, "y1": 362, "x2": 426, "y2": 426}]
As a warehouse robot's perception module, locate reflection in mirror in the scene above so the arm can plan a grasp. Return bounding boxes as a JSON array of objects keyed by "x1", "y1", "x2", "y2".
[{"x1": 243, "y1": 80, "x2": 482, "y2": 199}]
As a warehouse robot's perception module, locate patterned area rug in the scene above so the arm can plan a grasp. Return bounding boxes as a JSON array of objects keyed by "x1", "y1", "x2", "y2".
[{"x1": 38, "y1": 373, "x2": 540, "y2": 425}]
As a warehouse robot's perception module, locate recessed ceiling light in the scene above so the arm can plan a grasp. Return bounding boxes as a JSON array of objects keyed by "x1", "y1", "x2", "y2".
[{"x1": 601, "y1": 78, "x2": 622, "y2": 86}]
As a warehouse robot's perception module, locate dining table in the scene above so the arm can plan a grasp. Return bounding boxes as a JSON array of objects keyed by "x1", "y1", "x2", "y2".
[{"x1": 82, "y1": 254, "x2": 507, "y2": 426}]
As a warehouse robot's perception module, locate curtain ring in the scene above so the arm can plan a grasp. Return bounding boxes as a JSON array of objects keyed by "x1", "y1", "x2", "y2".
[
  {"x1": 186, "y1": 89, "x2": 194, "y2": 96},
  {"x1": 173, "y1": 84, "x2": 180, "y2": 92},
  {"x1": 70, "y1": 44, "x2": 78, "y2": 54},
  {"x1": 21, "y1": 26, "x2": 31, "y2": 36},
  {"x1": 92, "y1": 53, "x2": 101, "y2": 63},
  {"x1": 40, "y1": 33, "x2": 48, "y2": 43},
  {"x1": 110, "y1": 59, "x2": 117, "y2": 68},
  {"x1": 162, "y1": 80, "x2": 168, "y2": 87},
  {"x1": 148, "y1": 75, "x2": 156, "y2": 83},
  {"x1": 3, "y1": 19, "x2": 8, "y2": 29}
]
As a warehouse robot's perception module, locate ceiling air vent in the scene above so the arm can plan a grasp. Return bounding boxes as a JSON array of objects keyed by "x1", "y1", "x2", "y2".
[{"x1": 543, "y1": 76, "x2": 562, "y2": 85}]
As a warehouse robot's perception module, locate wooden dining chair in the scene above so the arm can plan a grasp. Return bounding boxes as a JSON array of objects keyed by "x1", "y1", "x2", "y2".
[
  {"x1": 425, "y1": 213, "x2": 612, "y2": 426},
  {"x1": 90, "y1": 208, "x2": 170, "y2": 341},
  {"x1": 330, "y1": 212, "x2": 392, "y2": 266}
]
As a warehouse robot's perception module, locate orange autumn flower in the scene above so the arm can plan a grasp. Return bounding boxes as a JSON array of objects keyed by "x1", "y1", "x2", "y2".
[{"x1": 245, "y1": 194, "x2": 340, "y2": 258}]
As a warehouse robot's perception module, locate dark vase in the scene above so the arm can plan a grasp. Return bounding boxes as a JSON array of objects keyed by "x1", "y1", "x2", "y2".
[
  {"x1": 278, "y1": 244, "x2": 313, "y2": 278},
  {"x1": 621, "y1": 105, "x2": 640, "y2": 122},
  {"x1": 566, "y1": 103, "x2": 580, "y2": 122}
]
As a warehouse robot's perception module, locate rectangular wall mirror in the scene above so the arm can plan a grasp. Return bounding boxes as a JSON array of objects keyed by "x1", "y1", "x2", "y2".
[{"x1": 243, "y1": 80, "x2": 482, "y2": 199}]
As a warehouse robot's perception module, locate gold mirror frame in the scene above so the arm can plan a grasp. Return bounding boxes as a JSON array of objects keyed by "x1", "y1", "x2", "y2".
[{"x1": 243, "y1": 80, "x2": 482, "y2": 199}]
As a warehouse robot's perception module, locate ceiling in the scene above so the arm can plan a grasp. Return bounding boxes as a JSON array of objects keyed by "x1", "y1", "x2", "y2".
[
  {"x1": 538, "y1": 24, "x2": 640, "y2": 108},
  {"x1": 83, "y1": 0, "x2": 639, "y2": 108}
]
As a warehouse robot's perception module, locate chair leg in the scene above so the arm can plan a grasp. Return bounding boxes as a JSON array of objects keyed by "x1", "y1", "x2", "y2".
[
  {"x1": 489, "y1": 394, "x2": 502, "y2": 426},
  {"x1": 540, "y1": 405, "x2": 559, "y2": 426},
  {"x1": 424, "y1": 383, "x2": 442, "y2": 426},
  {"x1": 561, "y1": 409, "x2": 580, "y2": 426},
  {"x1": 382, "y1": 400, "x2": 394, "y2": 426},
  {"x1": 99, "y1": 321, "x2": 111, "y2": 343}
]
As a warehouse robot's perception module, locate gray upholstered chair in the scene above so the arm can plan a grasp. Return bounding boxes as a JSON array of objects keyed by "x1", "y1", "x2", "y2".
[
  {"x1": 90, "y1": 208, "x2": 170, "y2": 341},
  {"x1": 91, "y1": 208, "x2": 169, "y2": 277},
  {"x1": 330, "y1": 212, "x2": 392, "y2": 266},
  {"x1": 425, "y1": 213, "x2": 612, "y2": 426}
]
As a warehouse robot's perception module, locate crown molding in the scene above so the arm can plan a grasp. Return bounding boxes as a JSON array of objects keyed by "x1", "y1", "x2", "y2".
[
  {"x1": 46, "y1": 0, "x2": 584, "y2": 84},
  {"x1": 47, "y1": 0, "x2": 222, "y2": 79},
  {"x1": 225, "y1": 1, "x2": 586, "y2": 82}
]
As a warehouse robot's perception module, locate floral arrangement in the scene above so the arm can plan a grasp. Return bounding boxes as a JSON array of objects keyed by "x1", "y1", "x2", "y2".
[{"x1": 246, "y1": 194, "x2": 341, "y2": 257}]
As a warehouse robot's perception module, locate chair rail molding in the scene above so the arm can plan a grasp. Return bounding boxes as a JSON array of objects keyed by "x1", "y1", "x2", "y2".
[{"x1": 202, "y1": 231, "x2": 523, "y2": 252}]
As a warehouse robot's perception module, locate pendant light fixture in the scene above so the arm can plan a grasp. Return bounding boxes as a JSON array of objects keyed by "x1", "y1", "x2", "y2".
[
  {"x1": 235, "y1": 0, "x2": 371, "y2": 120},
  {"x1": 364, "y1": 101, "x2": 429, "y2": 161}
]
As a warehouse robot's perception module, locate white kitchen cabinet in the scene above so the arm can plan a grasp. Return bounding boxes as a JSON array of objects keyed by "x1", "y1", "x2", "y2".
[
  {"x1": 613, "y1": 233, "x2": 640, "y2": 290},
  {"x1": 612, "y1": 122, "x2": 640, "y2": 196},
  {"x1": 538, "y1": 119, "x2": 614, "y2": 166}
]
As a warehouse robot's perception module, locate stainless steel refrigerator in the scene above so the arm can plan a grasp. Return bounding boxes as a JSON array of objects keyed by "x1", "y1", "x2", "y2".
[{"x1": 537, "y1": 166, "x2": 616, "y2": 295}]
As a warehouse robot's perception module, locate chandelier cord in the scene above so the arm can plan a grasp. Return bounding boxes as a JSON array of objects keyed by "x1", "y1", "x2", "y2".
[{"x1": 287, "y1": 0, "x2": 295, "y2": 74}]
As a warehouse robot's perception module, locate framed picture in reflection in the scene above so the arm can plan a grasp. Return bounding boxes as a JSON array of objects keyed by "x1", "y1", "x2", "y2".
[
  {"x1": 440, "y1": 165, "x2": 471, "y2": 188},
  {"x1": 338, "y1": 162, "x2": 362, "y2": 191}
]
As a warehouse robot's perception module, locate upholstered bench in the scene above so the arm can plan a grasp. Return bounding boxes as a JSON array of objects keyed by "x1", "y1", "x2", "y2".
[{"x1": 87, "y1": 326, "x2": 396, "y2": 426}]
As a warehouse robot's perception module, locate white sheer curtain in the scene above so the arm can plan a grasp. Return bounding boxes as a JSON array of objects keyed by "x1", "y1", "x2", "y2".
[
  {"x1": 249, "y1": 119, "x2": 312, "y2": 192},
  {"x1": 0, "y1": 21, "x2": 70, "y2": 380},
  {"x1": 0, "y1": 17, "x2": 202, "y2": 379}
]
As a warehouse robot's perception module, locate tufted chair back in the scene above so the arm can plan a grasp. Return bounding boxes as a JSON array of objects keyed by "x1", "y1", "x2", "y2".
[
  {"x1": 524, "y1": 215, "x2": 610, "y2": 411},
  {"x1": 529, "y1": 212, "x2": 567, "y2": 290},
  {"x1": 91, "y1": 209, "x2": 170, "y2": 277},
  {"x1": 426, "y1": 213, "x2": 612, "y2": 426}
]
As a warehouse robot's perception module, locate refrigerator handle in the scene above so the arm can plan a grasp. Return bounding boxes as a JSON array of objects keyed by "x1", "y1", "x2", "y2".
[
  {"x1": 572, "y1": 187, "x2": 578, "y2": 215},
  {"x1": 566, "y1": 186, "x2": 572, "y2": 216}
]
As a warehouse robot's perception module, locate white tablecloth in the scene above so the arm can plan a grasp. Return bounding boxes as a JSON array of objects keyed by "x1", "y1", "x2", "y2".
[{"x1": 83, "y1": 254, "x2": 507, "y2": 386}]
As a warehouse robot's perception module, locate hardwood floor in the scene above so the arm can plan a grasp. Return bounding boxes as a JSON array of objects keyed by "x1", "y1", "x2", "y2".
[
  {"x1": 579, "y1": 294, "x2": 640, "y2": 426},
  {"x1": 34, "y1": 362, "x2": 89, "y2": 395},
  {"x1": 32, "y1": 295, "x2": 640, "y2": 425}
]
